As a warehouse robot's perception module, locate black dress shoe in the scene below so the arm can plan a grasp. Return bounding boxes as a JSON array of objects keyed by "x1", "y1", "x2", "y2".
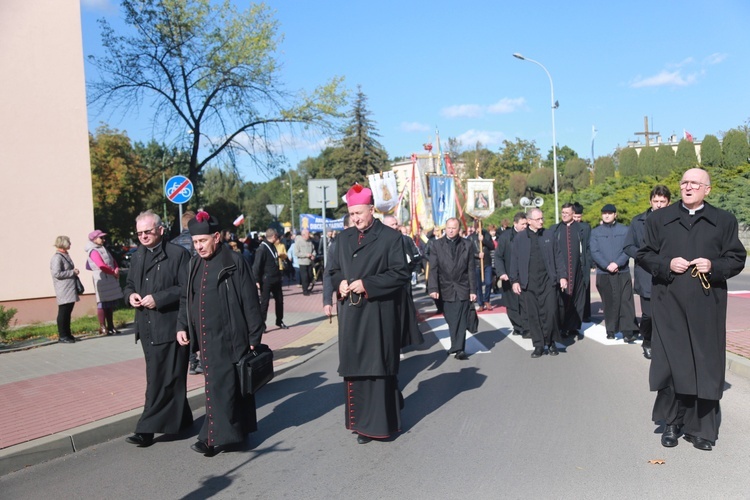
[
  {"x1": 548, "y1": 344, "x2": 559, "y2": 356},
  {"x1": 522, "y1": 332, "x2": 532, "y2": 339},
  {"x1": 606, "y1": 333, "x2": 615, "y2": 339},
  {"x1": 125, "y1": 433, "x2": 154, "y2": 447},
  {"x1": 190, "y1": 440, "x2": 216, "y2": 456},
  {"x1": 59, "y1": 336, "x2": 76, "y2": 344},
  {"x1": 531, "y1": 347, "x2": 544, "y2": 358},
  {"x1": 684, "y1": 434, "x2": 712, "y2": 451},
  {"x1": 454, "y1": 350, "x2": 468, "y2": 360},
  {"x1": 643, "y1": 345, "x2": 652, "y2": 359},
  {"x1": 276, "y1": 322, "x2": 289, "y2": 329},
  {"x1": 661, "y1": 424, "x2": 681, "y2": 447},
  {"x1": 108, "y1": 328, "x2": 121, "y2": 335},
  {"x1": 356, "y1": 434, "x2": 373, "y2": 444}
]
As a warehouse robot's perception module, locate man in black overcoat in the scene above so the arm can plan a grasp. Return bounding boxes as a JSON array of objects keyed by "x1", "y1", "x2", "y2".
[
  {"x1": 494, "y1": 212, "x2": 529, "y2": 337},
  {"x1": 177, "y1": 211, "x2": 265, "y2": 456},
  {"x1": 252, "y1": 227, "x2": 288, "y2": 330},
  {"x1": 510, "y1": 208, "x2": 566, "y2": 358},
  {"x1": 329, "y1": 184, "x2": 411, "y2": 444},
  {"x1": 429, "y1": 217, "x2": 476, "y2": 360},
  {"x1": 572, "y1": 204, "x2": 593, "y2": 321},
  {"x1": 123, "y1": 210, "x2": 192, "y2": 447},
  {"x1": 637, "y1": 168, "x2": 746, "y2": 451},
  {"x1": 623, "y1": 184, "x2": 671, "y2": 359},
  {"x1": 551, "y1": 203, "x2": 588, "y2": 337}
]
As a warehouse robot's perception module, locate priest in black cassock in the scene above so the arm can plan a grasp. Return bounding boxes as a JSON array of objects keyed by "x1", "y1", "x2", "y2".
[
  {"x1": 637, "y1": 168, "x2": 746, "y2": 451},
  {"x1": 551, "y1": 203, "x2": 588, "y2": 337},
  {"x1": 329, "y1": 184, "x2": 411, "y2": 444},
  {"x1": 177, "y1": 211, "x2": 265, "y2": 456},
  {"x1": 123, "y1": 210, "x2": 192, "y2": 448}
]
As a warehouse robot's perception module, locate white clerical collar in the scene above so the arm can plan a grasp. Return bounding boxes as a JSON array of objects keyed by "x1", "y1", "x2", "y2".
[{"x1": 682, "y1": 202, "x2": 704, "y2": 215}]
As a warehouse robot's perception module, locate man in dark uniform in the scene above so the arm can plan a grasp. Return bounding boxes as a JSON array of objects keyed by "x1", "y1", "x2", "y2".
[
  {"x1": 177, "y1": 211, "x2": 265, "y2": 456},
  {"x1": 551, "y1": 203, "x2": 588, "y2": 338},
  {"x1": 624, "y1": 185, "x2": 671, "y2": 359},
  {"x1": 637, "y1": 168, "x2": 746, "y2": 451},
  {"x1": 468, "y1": 220, "x2": 495, "y2": 311},
  {"x1": 429, "y1": 217, "x2": 476, "y2": 360},
  {"x1": 252, "y1": 228, "x2": 288, "y2": 331},
  {"x1": 494, "y1": 212, "x2": 528, "y2": 337},
  {"x1": 123, "y1": 210, "x2": 192, "y2": 447},
  {"x1": 329, "y1": 184, "x2": 411, "y2": 444},
  {"x1": 572, "y1": 203, "x2": 593, "y2": 321},
  {"x1": 510, "y1": 208, "x2": 566, "y2": 358}
]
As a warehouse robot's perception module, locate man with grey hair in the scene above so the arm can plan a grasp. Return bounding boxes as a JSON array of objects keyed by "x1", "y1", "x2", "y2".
[
  {"x1": 252, "y1": 227, "x2": 287, "y2": 330},
  {"x1": 295, "y1": 229, "x2": 316, "y2": 295},
  {"x1": 123, "y1": 210, "x2": 193, "y2": 447}
]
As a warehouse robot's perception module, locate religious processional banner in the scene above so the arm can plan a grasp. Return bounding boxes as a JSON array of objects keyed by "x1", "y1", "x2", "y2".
[
  {"x1": 299, "y1": 214, "x2": 346, "y2": 232},
  {"x1": 428, "y1": 175, "x2": 455, "y2": 228},
  {"x1": 465, "y1": 179, "x2": 495, "y2": 219},
  {"x1": 368, "y1": 171, "x2": 399, "y2": 214}
]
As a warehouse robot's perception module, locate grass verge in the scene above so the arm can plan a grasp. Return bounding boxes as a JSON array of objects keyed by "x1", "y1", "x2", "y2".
[{"x1": 2, "y1": 308, "x2": 135, "y2": 343}]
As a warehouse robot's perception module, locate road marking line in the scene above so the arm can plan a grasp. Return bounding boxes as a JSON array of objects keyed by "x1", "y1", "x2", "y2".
[{"x1": 421, "y1": 316, "x2": 490, "y2": 355}]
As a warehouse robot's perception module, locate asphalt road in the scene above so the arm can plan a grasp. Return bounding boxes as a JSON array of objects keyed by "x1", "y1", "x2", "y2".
[{"x1": 2, "y1": 311, "x2": 750, "y2": 500}]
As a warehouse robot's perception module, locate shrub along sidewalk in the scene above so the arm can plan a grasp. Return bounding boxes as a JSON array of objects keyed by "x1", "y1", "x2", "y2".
[{"x1": 0, "y1": 308, "x2": 134, "y2": 346}]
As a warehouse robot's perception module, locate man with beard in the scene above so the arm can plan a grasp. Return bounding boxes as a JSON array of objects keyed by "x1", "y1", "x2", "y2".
[
  {"x1": 510, "y1": 208, "x2": 566, "y2": 358},
  {"x1": 637, "y1": 168, "x2": 745, "y2": 451},
  {"x1": 624, "y1": 185, "x2": 671, "y2": 359},
  {"x1": 177, "y1": 211, "x2": 265, "y2": 456},
  {"x1": 329, "y1": 184, "x2": 411, "y2": 444},
  {"x1": 494, "y1": 212, "x2": 529, "y2": 337},
  {"x1": 429, "y1": 217, "x2": 476, "y2": 360},
  {"x1": 123, "y1": 210, "x2": 192, "y2": 447}
]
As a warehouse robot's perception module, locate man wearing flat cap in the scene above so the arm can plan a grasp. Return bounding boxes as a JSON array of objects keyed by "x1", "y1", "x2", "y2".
[
  {"x1": 590, "y1": 204, "x2": 639, "y2": 341},
  {"x1": 177, "y1": 211, "x2": 265, "y2": 456},
  {"x1": 329, "y1": 183, "x2": 411, "y2": 444}
]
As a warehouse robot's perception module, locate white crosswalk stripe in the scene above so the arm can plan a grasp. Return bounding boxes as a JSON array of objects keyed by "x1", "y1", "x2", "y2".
[{"x1": 421, "y1": 316, "x2": 491, "y2": 355}]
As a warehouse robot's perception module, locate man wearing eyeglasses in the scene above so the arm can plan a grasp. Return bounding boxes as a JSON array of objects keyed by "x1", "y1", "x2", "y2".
[
  {"x1": 510, "y1": 208, "x2": 566, "y2": 358},
  {"x1": 637, "y1": 168, "x2": 746, "y2": 451},
  {"x1": 123, "y1": 210, "x2": 193, "y2": 448}
]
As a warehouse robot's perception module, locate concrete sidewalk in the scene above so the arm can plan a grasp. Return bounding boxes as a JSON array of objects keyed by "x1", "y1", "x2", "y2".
[{"x1": 2, "y1": 280, "x2": 749, "y2": 476}]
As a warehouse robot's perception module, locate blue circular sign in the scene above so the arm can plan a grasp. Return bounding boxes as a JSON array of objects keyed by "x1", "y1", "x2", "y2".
[{"x1": 165, "y1": 175, "x2": 194, "y2": 204}]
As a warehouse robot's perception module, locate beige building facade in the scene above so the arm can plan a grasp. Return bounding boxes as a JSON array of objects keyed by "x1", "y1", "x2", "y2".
[{"x1": 0, "y1": 0, "x2": 97, "y2": 324}]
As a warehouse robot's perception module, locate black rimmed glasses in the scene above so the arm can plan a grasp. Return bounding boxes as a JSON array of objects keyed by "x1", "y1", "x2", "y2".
[{"x1": 136, "y1": 227, "x2": 158, "y2": 237}]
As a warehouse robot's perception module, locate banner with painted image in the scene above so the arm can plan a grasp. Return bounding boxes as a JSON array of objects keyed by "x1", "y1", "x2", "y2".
[
  {"x1": 465, "y1": 179, "x2": 495, "y2": 219},
  {"x1": 368, "y1": 171, "x2": 399, "y2": 213},
  {"x1": 428, "y1": 175, "x2": 455, "y2": 227},
  {"x1": 299, "y1": 214, "x2": 346, "y2": 232}
]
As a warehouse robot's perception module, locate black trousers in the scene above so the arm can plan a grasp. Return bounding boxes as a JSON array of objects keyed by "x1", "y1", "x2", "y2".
[
  {"x1": 443, "y1": 300, "x2": 470, "y2": 353},
  {"x1": 259, "y1": 278, "x2": 284, "y2": 325},
  {"x1": 299, "y1": 264, "x2": 312, "y2": 293},
  {"x1": 653, "y1": 386, "x2": 721, "y2": 442},
  {"x1": 639, "y1": 296, "x2": 652, "y2": 345},
  {"x1": 56, "y1": 302, "x2": 75, "y2": 338},
  {"x1": 595, "y1": 273, "x2": 638, "y2": 335},
  {"x1": 501, "y1": 280, "x2": 527, "y2": 334},
  {"x1": 558, "y1": 271, "x2": 586, "y2": 332},
  {"x1": 522, "y1": 285, "x2": 559, "y2": 348}
]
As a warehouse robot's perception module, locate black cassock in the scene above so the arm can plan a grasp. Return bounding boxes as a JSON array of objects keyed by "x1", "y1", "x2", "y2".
[
  {"x1": 331, "y1": 220, "x2": 411, "y2": 439},
  {"x1": 637, "y1": 202, "x2": 745, "y2": 440}
]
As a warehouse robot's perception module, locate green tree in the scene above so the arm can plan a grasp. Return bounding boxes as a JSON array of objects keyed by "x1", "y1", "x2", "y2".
[
  {"x1": 497, "y1": 138, "x2": 541, "y2": 173},
  {"x1": 527, "y1": 167, "x2": 554, "y2": 194},
  {"x1": 593, "y1": 156, "x2": 615, "y2": 184},
  {"x1": 507, "y1": 172, "x2": 528, "y2": 204},
  {"x1": 327, "y1": 87, "x2": 388, "y2": 211},
  {"x1": 675, "y1": 138, "x2": 699, "y2": 169},
  {"x1": 544, "y1": 144, "x2": 578, "y2": 171},
  {"x1": 654, "y1": 145, "x2": 676, "y2": 178},
  {"x1": 721, "y1": 129, "x2": 750, "y2": 168},
  {"x1": 88, "y1": 0, "x2": 346, "y2": 186},
  {"x1": 637, "y1": 146, "x2": 656, "y2": 176},
  {"x1": 560, "y1": 157, "x2": 589, "y2": 192},
  {"x1": 701, "y1": 134, "x2": 722, "y2": 167},
  {"x1": 618, "y1": 148, "x2": 638, "y2": 176}
]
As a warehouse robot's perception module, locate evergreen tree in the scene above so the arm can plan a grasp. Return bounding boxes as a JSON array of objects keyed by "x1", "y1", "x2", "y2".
[
  {"x1": 527, "y1": 167, "x2": 554, "y2": 194},
  {"x1": 637, "y1": 146, "x2": 657, "y2": 176},
  {"x1": 654, "y1": 145, "x2": 676, "y2": 178},
  {"x1": 561, "y1": 157, "x2": 590, "y2": 191},
  {"x1": 330, "y1": 87, "x2": 388, "y2": 209},
  {"x1": 618, "y1": 148, "x2": 638, "y2": 176},
  {"x1": 675, "y1": 138, "x2": 699, "y2": 169},
  {"x1": 593, "y1": 156, "x2": 615, "y2": 184},
  {"x1": 701, "y1": 134, "x2": 722, "y2": 167},
  {"x1": 721, "y1": 129, "x2": 750, "y2": 168}
]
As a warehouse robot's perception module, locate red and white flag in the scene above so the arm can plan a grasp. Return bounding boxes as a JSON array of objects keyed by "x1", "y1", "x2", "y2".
[
  {"x1": 684, "y1": 129, "x2": 694, "y2": 142},
  {"x1": 233, "y1": 214, "x2": 245, "y2": 227}
]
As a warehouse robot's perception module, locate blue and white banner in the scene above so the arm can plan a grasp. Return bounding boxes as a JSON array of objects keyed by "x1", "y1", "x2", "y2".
[
  {"x1": 299, "y1": 213, "x2": 345, "y2": 232},
  {"x1": 429, "y1": 175, "x2": 455, "y2": 227}
]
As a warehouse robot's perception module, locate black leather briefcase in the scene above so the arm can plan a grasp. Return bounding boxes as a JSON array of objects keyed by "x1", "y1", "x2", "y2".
[{"x1": 235, "y1": 344, "x2": 274, "y2": 396}]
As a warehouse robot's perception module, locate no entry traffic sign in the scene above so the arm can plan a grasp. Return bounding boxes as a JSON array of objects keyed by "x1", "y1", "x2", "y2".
[{"x1": 165, "y1": 175, "x2": 194, "y2": 204}]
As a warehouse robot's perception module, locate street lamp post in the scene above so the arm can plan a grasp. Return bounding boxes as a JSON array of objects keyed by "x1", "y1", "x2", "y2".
[{"x1": 513, "y1": 53, "x2": 559, "y2": 224}]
